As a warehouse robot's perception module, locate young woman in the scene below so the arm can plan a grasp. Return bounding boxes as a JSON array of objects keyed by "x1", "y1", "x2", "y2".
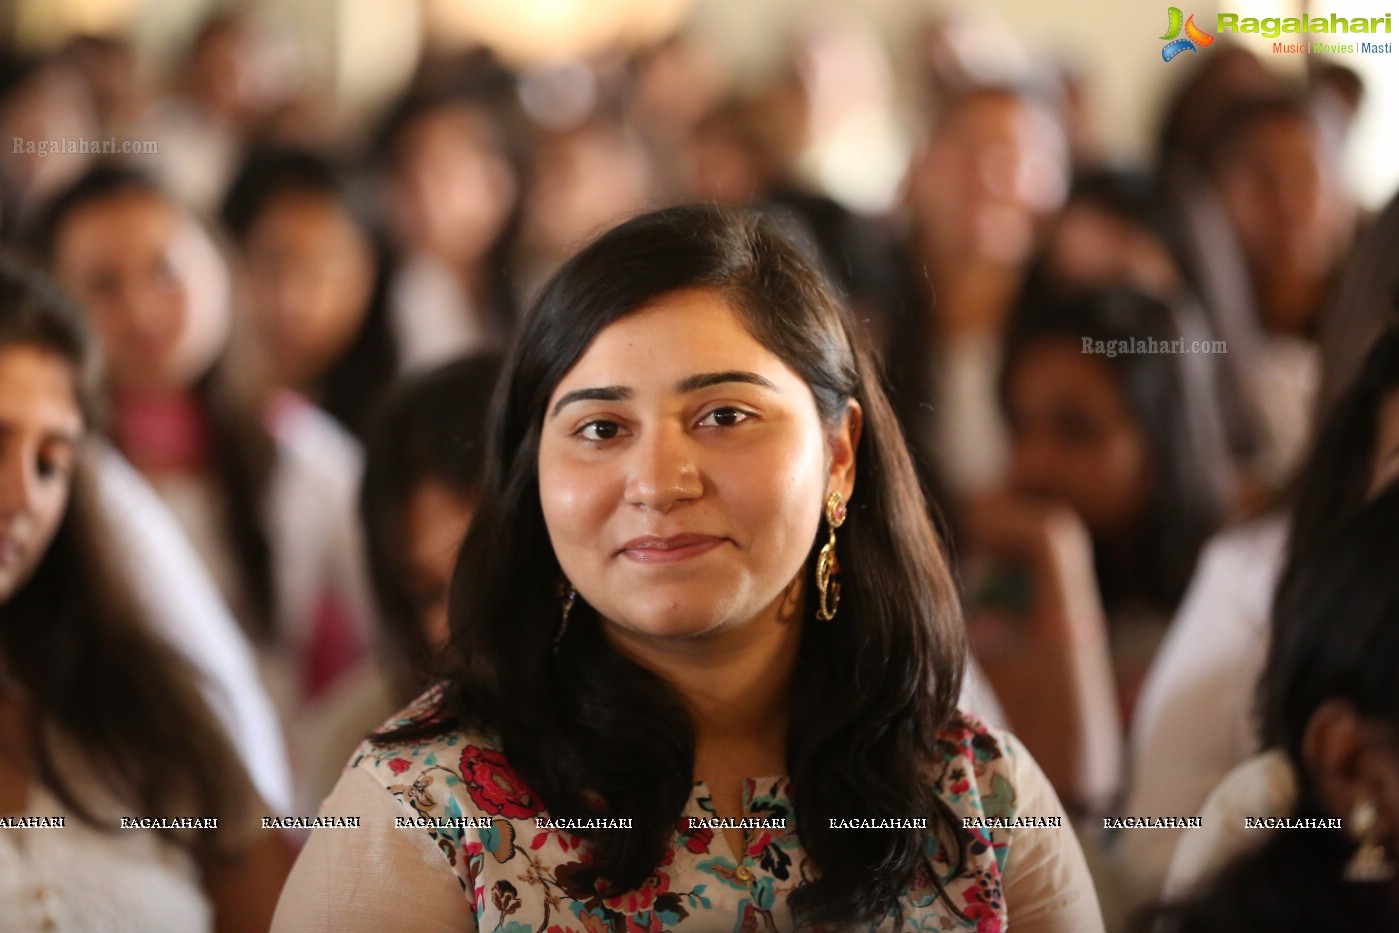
[
  {"x1": 0, "y1": 254, "x2": 291, "y2": 930},
  {"x1": 960, "y1": 288, "x2": 1236, "y2": 813},
  {"x1": 274, "y1": 205, "x2": 1102, "y2": 931},
  {"x1": 33, "y1": 165, "x2": 375, "y2": 808}
]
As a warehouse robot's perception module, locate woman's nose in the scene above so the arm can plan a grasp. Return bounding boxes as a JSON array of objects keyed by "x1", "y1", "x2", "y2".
[{"x1": 623, "y1": 424, "x2": 702, "y2": 513}]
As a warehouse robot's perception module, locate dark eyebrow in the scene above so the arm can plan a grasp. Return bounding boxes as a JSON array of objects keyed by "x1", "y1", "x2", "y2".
[
  {"x1": 675, "y1": 371, "x2": 777, "y2": 394},
  {"x1": 550, "y1": 386, "x2": 632, "y2": 418}
]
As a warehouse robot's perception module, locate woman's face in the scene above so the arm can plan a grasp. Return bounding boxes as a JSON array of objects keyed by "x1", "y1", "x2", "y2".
[
  {"x1": 53, "y1": 191, "x2": 231, "y2": 394},
  {"x1": 1005, "y1": 339, "x2": 1153, "y2": 540},
  {"x1": 391, "y1": 105, "x2": 516, "y2": 268},
  {"x1": 241, "y1": 191, "x2": 376, "y2": 389},
  {"x1": 537, "y1": 288, "x2": 858, "y2": 645},
  {"x1": 0, "y1": 345, "x2": 84, "y2": 602}
]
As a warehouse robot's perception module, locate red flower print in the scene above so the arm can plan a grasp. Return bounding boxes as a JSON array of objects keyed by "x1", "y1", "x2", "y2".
[
  {"x1": 683, "y1": 825, "x2": 714, "y2": 854},
  {"x1": 388, "y1": 758, "x2": 411, "y2": 775},
  {"x1": 603, "y1": 869, "x2": 670, "y2": 914},
  {"x1": 459, "y1": 745, "x2": 541, "y2": 818}
]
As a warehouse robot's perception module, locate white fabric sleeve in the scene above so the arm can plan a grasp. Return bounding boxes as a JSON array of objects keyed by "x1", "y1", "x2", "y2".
[
  {"x1": 271, "y1": 766, "x2": 476, "y2": 932},
  {"x1": 1161, "y1": 749, "x2": 1296, "y2": 902},
  {"x1": 96, "y1": 445, "x2": 293, "y2": 815},
  {"x1": 1115, "y1": 518, "x2": 1284, "y2": 910},
  {"x1": 960, "y1": 654, "x2": 1008, "y2": 730},
  {"x1": 999, "y1": 732, "x2": 1106, "y2": 933}
]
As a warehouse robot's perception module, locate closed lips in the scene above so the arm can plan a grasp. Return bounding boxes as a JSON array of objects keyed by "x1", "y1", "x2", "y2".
[{"x1": 618, "y1": 535, "x2": 726, "y2": 563}]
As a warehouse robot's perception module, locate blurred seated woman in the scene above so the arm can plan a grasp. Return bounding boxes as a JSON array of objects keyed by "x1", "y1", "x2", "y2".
[
  {"x1": 1132, "y1": 324, "x2": 1399, "y2": 905},
  {"x1": 32, "y1": 165, "x2": 375, "y2": 807},
  {"x1": 0, "y1": 255, "x2": 292, "y2": 930},
  {"x1": 1150, "y1": 484, "x2": 1399, "y2": 932},
  {"x1": 301, "y1": 355, "x2": 501, "y2": 806},
  {"x1": 220, "y1": 145, "x2": 399, "y2": 439},
  {"x1": 966, "y1": 288, "x2": 1237, "y2": 808},
  {"x1": 273, "y1": 205, "x2": 1103, "y2": 931}
]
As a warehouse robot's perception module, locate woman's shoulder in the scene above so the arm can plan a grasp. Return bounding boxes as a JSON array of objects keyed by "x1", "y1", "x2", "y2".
[
  {"x1": 344, "y1": 688, "x2": 540, "y2": 820},
  {"x1": 931, "y1": 711, "x2": 1048, "y2": 826}
]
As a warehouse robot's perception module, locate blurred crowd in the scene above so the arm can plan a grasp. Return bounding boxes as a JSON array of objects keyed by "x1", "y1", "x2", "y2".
[{"x1": 1, "y1": 6, "x2": 1398, "y2": 932}]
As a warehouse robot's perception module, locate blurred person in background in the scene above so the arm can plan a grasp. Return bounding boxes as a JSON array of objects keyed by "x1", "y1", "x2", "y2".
[
  {"x1": 1120, "y1": 323, "x2": 1399, "y2": 917},
  {"x1": 1148, "y1": 483, "x2": 1399, "y2": 932},
  {"x1": 140, "y1": 9, "x2": 312, "y2": 213},
  {"x1": 301, "y1": 355, "x2": 501, "y2": 809},
  {"x1": 513, "y1": 109, "x2": 656, "y2": 300},
  {"x1": 0, "y1": 54, "x2": 101, "y2": 243},
  {"x1": 373, "y1": 79, "x2": 523, "y2": 372},
  {"x1": 1175, "y1": 89, "x2": 1358, "y2": 491},
  {"x1": 966, "y1": 289, "x2": 1236, "y2": 807},
  {"x1": 1023, "y1": 168, "x2": 1262, "y2": 495},
  {"x1": 0, "y1": 254, "x2": 292, "y2": 930},
  {"x1": 221, "y1": 145, "x2": 399, "y2": 439},
  {"x1": 684, "y1": 94, "x2": 907, "y2": 357},
  {"x1": 887, "y1": 83, "x2": 1070, "y2": 501},
  {"x1": 33, "y1": 165, "x2": 375, "y2": 814}
]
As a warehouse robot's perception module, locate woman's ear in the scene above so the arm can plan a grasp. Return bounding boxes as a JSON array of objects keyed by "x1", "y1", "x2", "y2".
[
  {"x1": 1303, "y1": 699, "x2": 1399, "y2": 836},
  {"x1": 827, "y1": 399, "x2": 863, "y2": 503}
]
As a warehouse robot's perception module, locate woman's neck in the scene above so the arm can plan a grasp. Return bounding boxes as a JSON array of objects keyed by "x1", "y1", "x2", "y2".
[{"x1": 604, "y1": 576, "x2": 803, "y2": 751}]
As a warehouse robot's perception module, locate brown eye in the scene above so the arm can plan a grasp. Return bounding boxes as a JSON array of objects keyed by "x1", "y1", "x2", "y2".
[
  {"x1": 578, "y1": 420, "x2": 623, "y2": 442},
  {"x1": 698, "y1": 407, "x2": 752, "y2": 428}
]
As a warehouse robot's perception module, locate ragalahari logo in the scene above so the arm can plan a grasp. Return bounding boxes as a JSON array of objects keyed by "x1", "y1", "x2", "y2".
[{"x1": 1161, "y1": 7, "x2": 1215, "y2": 61}]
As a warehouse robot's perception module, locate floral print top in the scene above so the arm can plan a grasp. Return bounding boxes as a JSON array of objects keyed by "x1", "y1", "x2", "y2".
[{"x1": 310, "y1": 689, "x2": 1092, "y2": 933}]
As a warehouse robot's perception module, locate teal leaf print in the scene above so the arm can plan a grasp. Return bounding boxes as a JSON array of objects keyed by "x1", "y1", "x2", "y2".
[
  {"x1": 982, "y1": 772, "x2": 1016, "y2": 820},
  {"x1": 752, "y1": 876, "x2": 776, "y2": 911}
]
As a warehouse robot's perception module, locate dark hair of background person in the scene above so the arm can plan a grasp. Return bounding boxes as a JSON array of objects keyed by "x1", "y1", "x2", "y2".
[
  {"x1": 0, "y1": 253, "x2": 257, "y2": 857},
  {"x1": 220, "y1": 144, "x2": 400, "y2": 438},
  {"x1": 998, "y1": 287, "x2": 1234, "y2": 613},
  {"x1": 1148, "y1": 485, "x2": 1399, "y2": 932},
  {"x1": 371, "y1": 76, "x2": 526, "y2": 333},
  {"x1": 1154, "y1": 44, "x2": 1277, "y2": 173},
  {"x1": 1272, "y1": 324, "x2": 1399, "y2": 671},
  {"x1": 379, "y1": 204, "x2": 970, "y2": 927},
  {"x1": 359, "y1": 354, "x2": 501, "y2": 698},
  {"x1": 29, "y1": 164, "x2": 280, "y2": 641}
]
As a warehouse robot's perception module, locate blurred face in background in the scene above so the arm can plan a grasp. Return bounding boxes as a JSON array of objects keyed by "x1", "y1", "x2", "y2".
[
  {"x1": 907, "y1": 90, "x2": 1068, "y2": 265},
  {"x1": 389, "y1": 104, "x2": 516, "y2": 269},
  {"x1": 1005, "y1": 338, "x2": 1153, "y2": 541},
  {"x1": 1217, "y1": 112, "x2": 1354, "y2": 284},
  {"x1": 401, "y1": 479, "x2": 476, "y2": 651},
  {"x1": 0, "y1": 345, "x2": 83, "y2": 602},
  {"x1": 53, "y1": 191, "x2": 231, "y2": 394},
  {"x1": 240, "y1": 190, "x2": 376, "y2": 390}
]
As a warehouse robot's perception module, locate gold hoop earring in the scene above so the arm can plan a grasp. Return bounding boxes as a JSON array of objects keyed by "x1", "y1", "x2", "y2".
[
  {"x1": 815, "y1": 491, "x2": 846, "y2": 621},
  {"x1": 1345, "y1": 798, "x2": 1394, "y2": 882},
  {"x1": 554, "y1": 584, "x2": 577, "y2": 654}
]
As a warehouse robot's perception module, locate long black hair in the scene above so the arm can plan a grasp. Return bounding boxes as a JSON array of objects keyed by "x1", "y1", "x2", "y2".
[
  {"x1": 220, "y1": 144, "x2": 400, "y2": 438},
  {"x1": 999, "y1": 287, "x2": 1235, "y2": 612},
  {"x1": 1282, "y1": 325, "x2": 1399, "y2": 577},
  {"x1": 0, "y1": 253, "x2": 256, "y2": 857},
  {"x1": 31, "y1": 164, "x2": 280, "y2": 641},
  {"x1": 382, "y1": 204, "x2": 970, "y2": 927}
]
